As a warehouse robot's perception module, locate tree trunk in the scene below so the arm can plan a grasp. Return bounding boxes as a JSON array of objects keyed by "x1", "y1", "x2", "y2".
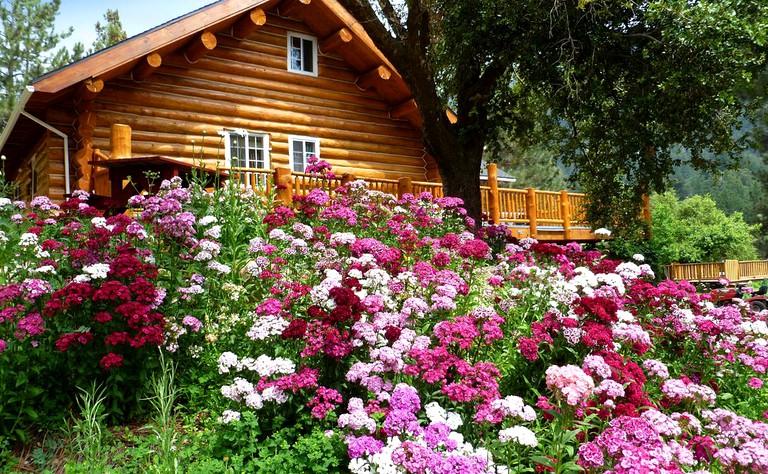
[
  {"x1": 439, "y1": 148, "x2": 482, "y2": 226},
  {"x1": 429, "y1": 134, "x2": 485, "y2": 226}
]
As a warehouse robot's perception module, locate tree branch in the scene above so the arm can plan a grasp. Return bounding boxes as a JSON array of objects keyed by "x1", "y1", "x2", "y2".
[
  {"x1": 374, "y1": 0, "x2": 404, "y2": 38},
  {"x1": 335, "y1": 0, "x2": 404, "y2": 64}
]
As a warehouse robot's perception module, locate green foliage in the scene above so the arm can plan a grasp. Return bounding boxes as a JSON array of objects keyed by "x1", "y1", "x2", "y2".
[
  {"x1": 649, "y1": 191, "x2": 760, "y2": 264},
  {"x1": 67, "y1": 382, "x2": 110, "y2": 473},
  {"x1": 0, "y1": 0, "x2": 73, "y2": 125},
  {"x1": 91, "y1": 9, "x2": 127, "y2": 53},
  {"x1": 338, "y1": 0, "x2": 768, "y2": 226},
  {"x1": 143, "y1": 351, "x2": 179, "y2": 474},
  {"x1": 485, "y1": 140, "x2": 569, "y2": 191}
]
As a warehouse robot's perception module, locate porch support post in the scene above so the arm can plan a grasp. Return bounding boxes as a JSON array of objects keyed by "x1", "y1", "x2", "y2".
[
  {"x1": 487, "y1": 163, "x2": 500, "y2": 224},
  {"x1": 398, "y1": 177, "x2": 412, "y2": 199},
  {"x1": 274, "y1": 167, "x2": 293, "y2": 205},
  {"x1": 110, "y1": 124, "x2": 132, "y2": 159},
  {"x1": 526, "y1": 188, "x2": 538, "y2": 239},
  {"x1": 341, "y1": 173, "x2": 356, "y2": 186},
  {"x1": 560, "y1": 190, "x2": 572, "y2": 240}
]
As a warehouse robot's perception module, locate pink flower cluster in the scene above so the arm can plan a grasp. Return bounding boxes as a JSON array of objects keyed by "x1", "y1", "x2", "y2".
[{"x1": 545, "y1": 365, "x2": 595, "y2": 406}]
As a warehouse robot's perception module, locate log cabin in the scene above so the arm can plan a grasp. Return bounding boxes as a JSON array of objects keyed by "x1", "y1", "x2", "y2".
[
  {"x1": 0, "y1": 0, "x2": 613, "y2": 241},
  {"x1": 1, "y1": 0, "x2": 440, "y2": 201}
]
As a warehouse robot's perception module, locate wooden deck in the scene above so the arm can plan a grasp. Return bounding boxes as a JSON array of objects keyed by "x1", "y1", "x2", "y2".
[
  {"x1": 664, "y1": 260, "x2": 768, "y2": 283},
  {"x1": 231, "y1": 164, "x2": 607, "y2": 243}
]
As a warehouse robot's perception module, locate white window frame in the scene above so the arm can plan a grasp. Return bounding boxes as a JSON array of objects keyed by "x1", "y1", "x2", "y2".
[
  {"x1": 288, "y1": 135, "x2": 320, "y2": 173},
  {"x1": 220, "y1": 129, "x2": 270, "y2": 184},
  {"x1": 287, "y1": 32, "x2": 318, "y2": 77}
]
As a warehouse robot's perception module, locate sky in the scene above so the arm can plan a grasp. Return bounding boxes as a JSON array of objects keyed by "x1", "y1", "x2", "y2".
[{"x1": 56, "y1": 0, "x2": 215, "y2": 50}]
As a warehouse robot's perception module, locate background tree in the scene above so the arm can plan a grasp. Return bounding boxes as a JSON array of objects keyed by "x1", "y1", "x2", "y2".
[
  {"x1": 0, "y1": 0, "x2": 72, "y2": 125},
  {"x1": 336, "y1": 0, "x2": 768, "y2": 228},
  {"x1": 604, "y1": 191, "x2": 759, "y2": 276},
  {"x1": 91, "y1": 9, "x2": 126, "y2": 53},
  {"x1": 485, "y1": 139, "x2": 568, "y2": 191}
]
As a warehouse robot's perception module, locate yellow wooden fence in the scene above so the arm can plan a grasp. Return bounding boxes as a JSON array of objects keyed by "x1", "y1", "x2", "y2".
[{"x1": 664, "y1": 260, "x2": 768, "y2": 283}]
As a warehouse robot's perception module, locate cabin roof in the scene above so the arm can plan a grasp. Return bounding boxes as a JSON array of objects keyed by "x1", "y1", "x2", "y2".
[{"x1": 0, "y1": 0, "x2": 419, "y2": 175}]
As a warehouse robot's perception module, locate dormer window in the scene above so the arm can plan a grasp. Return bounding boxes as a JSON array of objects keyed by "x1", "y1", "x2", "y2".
[{"x1": 287, "y1": 32, "x2": 317, "y2": 76}]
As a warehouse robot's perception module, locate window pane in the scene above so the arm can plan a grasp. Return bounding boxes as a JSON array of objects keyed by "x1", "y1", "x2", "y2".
[
  {"x1": 302, "y1": 38, "x2": 313, "y2": 73},
  {"x1": 293, "y1": 140, "x2": 305, "y2": 172},
  {"x1": 230, "y1": 134, "x2": 246, "y2": 168},
  {"x1": 304, "y1": 141, "x2": 315, "y2": 158},
  {"x1": 290, "y1": 47, "x2": 302, "y2": 71}
]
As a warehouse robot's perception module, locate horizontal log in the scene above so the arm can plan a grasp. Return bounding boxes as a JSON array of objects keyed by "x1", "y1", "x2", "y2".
[
  {"x1": 207, "y1": 42, "x2": 358, "y2": 85},
  {"x1": 94, "y1": 124, "x2": 424, "y2": 162},
  {"x1": 92, "y1": 107, "x2": 424, "y2": 155},
  {"x1": 319, "y1": 28, "x2": 353, "y2": 53},
  {"x1": 162, "y1": 53, "x2": 370, "y2": 100},
  {"x1": 96, "y1": 87, "x2": 421, "y2": 140},
  {"x1": 357, "y1": 65, "x2": 391, "y2": 91},
  {"x1": 131, "y1": 53, "x2": 163, "y2": 82},
  {"x1": 153, "y1": 63, "x2": 391, "y2": 113},
  {"x1": 76, "y1": 78, "x2": 104, "y2": 102},
  {"x1": 111, "y1": 77, "x2": 414, "y2": 130},
  {"x1": 233, "y1": 8, "x2": 267, "y2": 39},
  {"x1": 184, "y1": 31, "x2": 217, "y2": 63}
]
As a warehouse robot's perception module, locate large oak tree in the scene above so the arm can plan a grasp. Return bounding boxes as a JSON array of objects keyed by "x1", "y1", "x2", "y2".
[{"x1": 337, "y1": 0, "x2": 768, "y2": 230}]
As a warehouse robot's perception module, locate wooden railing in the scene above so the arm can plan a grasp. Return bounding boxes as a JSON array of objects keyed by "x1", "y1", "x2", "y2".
[
  {"x1": 664, "y1": 260, "x2": 768, "y2": 283},
  {"x1": 225, "y1": 163, "x2": 607, "y2": 242},
  {"x1": 95, "y1": 123, "x2": 620, "y2": 242}
]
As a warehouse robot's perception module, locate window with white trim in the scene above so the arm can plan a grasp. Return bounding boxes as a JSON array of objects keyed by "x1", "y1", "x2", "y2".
[
  {"x1": 287, "y1": 32, "x2": 317, "y2": 76},
  {"x1": 221, "y1": 130, "x2": 270, "y2": 183},
  {"x1": 289, "y1": 136, "x2": 320, "y2": 173}
]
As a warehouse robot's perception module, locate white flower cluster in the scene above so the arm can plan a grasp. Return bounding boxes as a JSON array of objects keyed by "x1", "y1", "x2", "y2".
[
  {"x1": 218, "y1": 409, "x2": 241, "y2": 424},
  {"x1": 498, "y1": 426, "x2": 538, "y2": 447},
  {"x1": 310, "y1": 269, "x2": 344, "y2": 309},
  {"x1": 246, "y1": 313, "x2": 290, "y2": 340},
  {"x1": 199, "y1": 215, "x2": 218, "y2": 226},
  {"x1": 91, "y1": 217, "x2": 114, "y2": 231},
  {"x1": 206, "y1": 260, "x2": 231, "y2": 275},
  {"x1": 217, "y1": 351, "x2": 295, "y2": 377},
  {"x1": 18, "y1": 232, "x2": 39, "y2": 247},
  {"x1": 329, "y1": 232, "x2": 356, "y2": 246},
  {"x1": 490, "y1": 396, "x2": 537, "y2": 422},
  {"x1": 424, "y1": 401, "x2": 463, "y2": 429},
  {"x1": 73, "y1": 263, "x2": 111, "y2": 283}
]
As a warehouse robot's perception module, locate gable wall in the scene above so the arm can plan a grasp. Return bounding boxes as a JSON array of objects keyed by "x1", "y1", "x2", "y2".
[{"x1": 82, "y1": 13, "x2": 430, "y2": 184}]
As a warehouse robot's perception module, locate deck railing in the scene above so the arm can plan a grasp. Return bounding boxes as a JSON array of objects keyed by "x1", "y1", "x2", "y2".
[
  {"x1": 225, "y1": 163, "x2": 609, "y2": 242},
  {"x1": 664, "y1": 259, "x2": 768, "y2": 283},
  {"x1": 97, "y1": 123, "x2": 619, "y2": 242}
]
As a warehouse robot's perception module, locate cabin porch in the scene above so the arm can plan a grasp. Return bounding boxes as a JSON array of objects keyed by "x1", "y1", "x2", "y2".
[{"x1": 88, "y1": 124, "x2": 616, "y2": 243}]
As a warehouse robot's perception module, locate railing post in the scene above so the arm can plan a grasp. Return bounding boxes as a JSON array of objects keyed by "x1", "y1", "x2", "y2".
[
  {"x1": 110, "y1": 123, "x2": 132, "y2": 159},
  {"x1": 398, "y1": 177, "x2": 412, "y2": 199},
  {"x1": 560, "y1": 190, "x2": 572, "y2": 240},
  {"x1": 274, "y1": 167, "x2": 293, "y2": 206},
  {"x1": 341, "y1": 173, "x2": 356, "y2": 186},
  {"x1": 487, "y1": 163, "x2": 500, "y2": 224},
  {"x1": 526, "y1": 188, "x2": 538, "y2": 239}
]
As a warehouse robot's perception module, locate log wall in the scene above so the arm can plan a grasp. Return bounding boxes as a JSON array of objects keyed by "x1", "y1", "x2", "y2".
[
  {"x1": 86, "y1": 13, "x2": 430, "y2": 185},
  {"x1": 13, "y1": 135, "x2": 54, "y2": 202}
]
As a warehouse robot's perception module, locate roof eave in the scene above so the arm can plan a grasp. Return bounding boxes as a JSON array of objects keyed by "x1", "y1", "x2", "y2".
[{"x1": 0, "y1": 85, "x2": 35, "y2": 153}]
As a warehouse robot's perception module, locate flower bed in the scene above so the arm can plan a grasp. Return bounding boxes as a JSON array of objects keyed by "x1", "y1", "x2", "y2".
[{"x1": 0, "y1": 170, "x2": 766, "y2": 473}]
